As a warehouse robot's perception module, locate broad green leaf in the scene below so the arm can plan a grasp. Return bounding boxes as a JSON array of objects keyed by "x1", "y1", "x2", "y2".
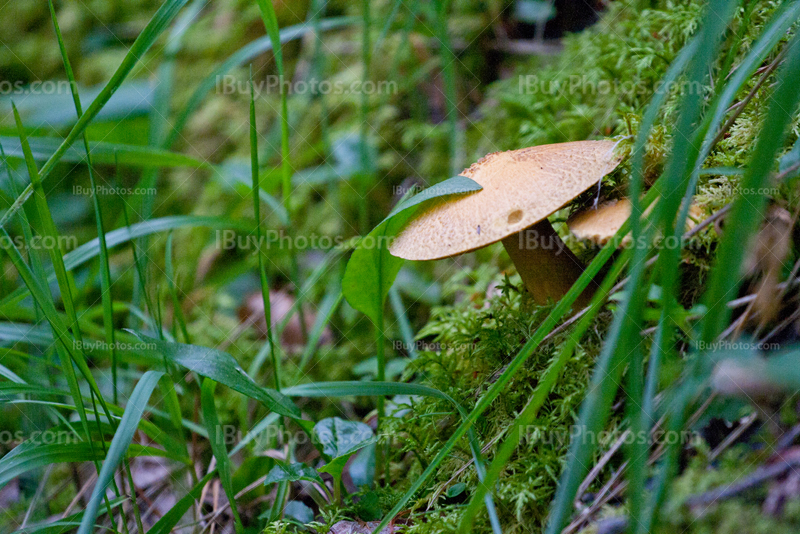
[
  {"x1": 264, "y1": 462, "x2": 324, "y2": 486},
  {"x1": 342, "y1": 175, "x2": 481, "y2": 323},
  {"x1": 282, "y1": 501, "x2": 315, "y2": 524},
  {"x1": 314, "y1": 417, "x2": 375, "y2": 460},
  {"x1": 447, "y1": 482, "x2": 468, "y2": 498},
  {"x1": 133, "y1": 334, "x2": 301, "y2": 419}
]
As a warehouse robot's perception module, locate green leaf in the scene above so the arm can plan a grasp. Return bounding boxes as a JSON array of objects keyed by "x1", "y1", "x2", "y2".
[
  {"x1": 282, "y1": 501, "x2": 315, "y2": 524},
  {"x1": 132, "y1": 334, "x2": 301, "y2": 419},
  {"x1": 314, "y1": 417, "x2": 375, "y2": 460},
  {"x1": 342, "y1": 175, "x2": 481, "y2": 323},
  {"x1": 77, "y1": 370, "x2": 165, "y2": 534},
  {"x1": 447, "y1": 482, "x2": 467, "y2": 499},
  {"x1": 264, "y1": 462, "x2": 324, "y2": 486}
]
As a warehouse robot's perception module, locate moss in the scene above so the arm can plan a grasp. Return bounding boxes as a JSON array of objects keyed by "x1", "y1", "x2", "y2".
[{"x1": 377, "y1": 266, "x2": 617, "y2": 533}]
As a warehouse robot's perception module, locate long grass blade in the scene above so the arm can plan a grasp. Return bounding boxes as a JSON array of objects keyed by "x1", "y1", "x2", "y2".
[
  {"x1": 201, "y1": 379, "x2": 244, "y2": 532},
  {"x1": 77, "y1": 371, "x2": 165, "y2": 534},
  {"x1": 249, "y1": 68, "x2": 281, "y2": 392},
  {"x1": 47, "y1": 0, "x2": 118, "y2": 406}
]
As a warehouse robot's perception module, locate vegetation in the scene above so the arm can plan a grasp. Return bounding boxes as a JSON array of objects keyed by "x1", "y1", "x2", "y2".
[{"x1": 2, "y1": 1, "x2": 800, "y2": 533}]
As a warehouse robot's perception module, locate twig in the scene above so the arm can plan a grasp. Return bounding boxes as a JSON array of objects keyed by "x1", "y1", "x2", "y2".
[
  {"x1": 685, "y1": 449, "x2": 800, "y2": 508},
  {"x1": 708, "y1": 412, "x2": 758, "y2": 462}
]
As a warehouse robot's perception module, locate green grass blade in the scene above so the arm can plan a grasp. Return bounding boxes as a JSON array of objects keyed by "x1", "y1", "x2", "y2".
[
  {"x1": 9, "y1": 498, "x2": 126, "y2": 534},
  {"x1": 0, "y1": 136, "x2": 209, "y2": 170},
  {"x1": 165, "y1": 233, "x2": 191, "y2": 343},
  {"x1": 6, "y1": 110, "x2": 116, "y2": 499},
  {"x1": 388, "y1": 286, "x2": 417, "y2": 359},
  {"x1": 133, "y1": 334, "x2": 301, "y2": 420},
  {"x1": 293, "y1": 287, "x2": 342, "y2": 380},
  {"x1": 254, "y1": 0, "x2": 307, "y2": 356},
  {"x1": 12, "y1": 106, "x2": 119, "y2": 463},
  {"x1": 284, "y1": 381, "x2": 463, "y2": 403},
  {"x1": 358, "y1": 0, "x2": 373, "y2": 233},
  {"x1": 249, "y1": 68, "x2": 281, "y2": 392},
  {"x1": 433, "y1": 0, "x2": 460, "y2": 177},
  {"x1": 47, "y1": 0, "x2": 118, "y2": 407},
  {"x1": 77, "y1": 371, "x2": 165, "y2": 534},
  {"x1": 255, "y1": 0, "x2": 292, "y2": 217},
  {"x1": 201, "y1": 379, "x2": 244, "y2": 532}
]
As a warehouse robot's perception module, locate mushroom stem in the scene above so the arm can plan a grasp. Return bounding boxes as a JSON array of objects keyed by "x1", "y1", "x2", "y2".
[{"x1": 501, "y1": 219, "x2": 595, "y2": 308}]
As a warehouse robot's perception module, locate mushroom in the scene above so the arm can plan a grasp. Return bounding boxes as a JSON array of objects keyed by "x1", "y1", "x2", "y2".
[
  {"x1": 568, "y1": 197, "x2": 704, "y2": 247},
  {"x1": 568, "y1": 198, "x2": 635, "y2": 246},
  {"x1": 389, "y1": 140, "x2": 622, "y2": 307}
]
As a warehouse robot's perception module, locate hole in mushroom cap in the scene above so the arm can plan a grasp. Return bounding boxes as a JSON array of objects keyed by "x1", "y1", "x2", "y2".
[{"x1": 507, "y1": 210, "x2": 523, "y2": 224}]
